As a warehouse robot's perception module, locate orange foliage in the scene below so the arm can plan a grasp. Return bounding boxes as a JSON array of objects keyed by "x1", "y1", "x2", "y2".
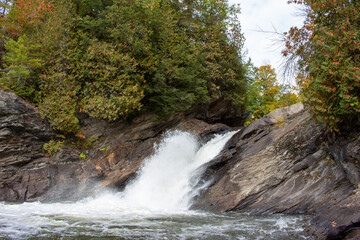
[{"x1": 3, "y1": 0, "x2": 53, "y2": 37}]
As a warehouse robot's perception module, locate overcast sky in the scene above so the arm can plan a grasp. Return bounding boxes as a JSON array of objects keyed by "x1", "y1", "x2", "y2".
[{"x1": 228, "y1": 0, "x2": 305, "y2": 81}]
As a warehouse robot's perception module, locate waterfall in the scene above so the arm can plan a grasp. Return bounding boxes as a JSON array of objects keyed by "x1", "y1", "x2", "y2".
[
  {"x1": 119, "y1": 130, "x2": 236, "y2": 211},
  {"x1": 0, "y1": 130, "x2": 308, "y2": 239}
]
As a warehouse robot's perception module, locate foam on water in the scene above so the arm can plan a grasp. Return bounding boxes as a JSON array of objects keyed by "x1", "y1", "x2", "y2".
[
  {"x1": 120, "y1": 130, "x2": 236, "y2": 211},
  {"x1": 0, "y1": 130, "x2": 308, "y2": 239}
]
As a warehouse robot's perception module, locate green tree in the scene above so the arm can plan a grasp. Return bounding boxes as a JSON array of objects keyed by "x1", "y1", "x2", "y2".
[
  {"x1": 138, "y1": 0, "x2": 209, "y2": 116},
  {"x1": 284, "y1": 0, "x2": 360, "y2": 131},
  {"x1": 0, "y1": 0, "x2": 248, "y2": 133},
  {"x1": 0, "y1": 35, "x2": 41, "y2": 99},
  {"x1": 77, "y1": 40, "x2": 144, "y2": 121},
  {"x1": 39, "y1": 81, "x2": 80, "y2": 133},
  {"x1": 184, "y1": 0, "x2": 247, "y2": 108},
  {"x1": 246, "y1": 63, "x2": 300, "y2": 123}
]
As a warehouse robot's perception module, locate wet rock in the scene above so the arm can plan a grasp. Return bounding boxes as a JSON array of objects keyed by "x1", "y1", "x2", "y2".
[
  {"x1": 4, "y1": 88, "x2": 359, "y2": 240},
  {"x1": 81, "y1": 115, "x2": 231, "y2": 190},
  {"x1": 176, "y1": 118, "x2": 231, "y2": 143}
]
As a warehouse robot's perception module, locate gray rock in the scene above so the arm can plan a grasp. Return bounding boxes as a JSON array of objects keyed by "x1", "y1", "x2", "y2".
[
  {"x1": 0, "y1": 89, "x2": 233, "y2": 202},
  {"x1": 192, "y1": 103, "x2": 360, "y2": 240},
  {"x1": 0, "y1": 88, "x2": 56, "y2": 201},
  {"x1": 189, "y1": 97, "x2": 248, "y2": 127},
  {"x1": 265, "y1": 101, "x2": 304, "y2": 121},
  {"x1": 0, "y1": 89, "x2": 55, "y2": 170}
]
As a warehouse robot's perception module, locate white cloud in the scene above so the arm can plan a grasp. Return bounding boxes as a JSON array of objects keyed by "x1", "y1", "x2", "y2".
[{"x1": 228, "y1": 0, "x2": 304, "y2": 81}]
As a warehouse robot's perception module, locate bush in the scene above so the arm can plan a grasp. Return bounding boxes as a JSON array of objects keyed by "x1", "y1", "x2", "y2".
[{"x1": 43, "y1": 139, "x2": 64, "y2": 156}]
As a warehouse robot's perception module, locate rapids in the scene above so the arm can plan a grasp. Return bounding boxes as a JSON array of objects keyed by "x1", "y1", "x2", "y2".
[{"x1": 0, "y1": 131, "x2": 308, "y2": 239}]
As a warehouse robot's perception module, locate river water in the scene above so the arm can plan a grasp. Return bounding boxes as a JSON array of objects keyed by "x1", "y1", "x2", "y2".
[{"x1": 0, "y1": 131, "x2": 308, "y2": 239}]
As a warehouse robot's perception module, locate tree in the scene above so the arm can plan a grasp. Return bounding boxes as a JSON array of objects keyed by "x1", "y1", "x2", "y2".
[
  {"x1": 185, "y1": 0, "x2": 247, "y2": 108},
  {"x1": 0, "y1": 0, "x2": 248, "y2": 133},
  {"x1": 0, "y1": 0, "x2": 11, "y2": 16},
  {"x1": 138, "y1": 0, "x2": 209, "y2": 116},
  {"x1": 76, "y1": 40, "x2": 144, "y2": 121},
  {"x1": 0, "y1": 35, "x2": 41, "y2": 99},
  {"x1": 284, "y1": 0, "x2": 360, "y2": 131},
  {"x1": 2, "y1": 0, "x2": 53, "y2": 38},
  {"x1": 36, "y1": 0, "x2": 146, "y2": 132},
  {"x1": 246, "y1": 63, "x2": 300, "y2": 123}
]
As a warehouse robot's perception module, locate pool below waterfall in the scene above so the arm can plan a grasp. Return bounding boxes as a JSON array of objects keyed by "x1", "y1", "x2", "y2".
[{"x1": 0, "y1": 131, "x2": 309, "y2": 239}]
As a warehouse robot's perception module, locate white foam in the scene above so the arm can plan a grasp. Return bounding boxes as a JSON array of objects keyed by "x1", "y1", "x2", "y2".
[
  {"x1": 0, "y1": 130, "x2": 308, "y2": 239},
  {"x1": 120, "y1": 130, "x2": 236, "y2": 211}
]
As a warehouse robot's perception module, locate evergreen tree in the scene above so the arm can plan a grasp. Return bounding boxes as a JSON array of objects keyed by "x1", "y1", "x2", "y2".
[
  {"x1": 0, "y1": 35, "x2": 40, "y2": 99},
  {"x1": 0, "y1": 0, "x2": 248, "y2": 133}
]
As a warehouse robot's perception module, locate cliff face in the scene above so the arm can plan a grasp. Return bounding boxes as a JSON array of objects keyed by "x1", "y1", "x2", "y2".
[
  {"x1": 1, "y1": 89, "x2": 359, "y2": 239},
  {"x1": 192, "y1": 102, "x2": 360, "y2": 240},
  {"x1": 0, "y1": 88, "x2": 233, "y2": 201},
  {"x1": 0, "y1": 89, "x2": 56, "y2": 200}
]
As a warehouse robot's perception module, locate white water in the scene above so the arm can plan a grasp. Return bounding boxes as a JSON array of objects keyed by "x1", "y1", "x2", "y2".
[
  {"x1": 0, "y1": 131, "x2": 308, "y2": 239},
  {"x1": 120, "y1": 130, "x2": 235, "y2": 211}
]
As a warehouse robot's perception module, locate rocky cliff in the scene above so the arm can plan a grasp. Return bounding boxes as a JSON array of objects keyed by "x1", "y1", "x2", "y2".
[
  {"x1": 0, "y1": 89, "x2": 55, "y2": 200},
  {"x1": 192, "y1": 102, "x2": 360, "y2": 240},
  {"x1": 1, "y1": 89, "x2": 359, "y2": 239},
  {"x1": 0, "y1": 88, "x2": 233, "y2": 201}
]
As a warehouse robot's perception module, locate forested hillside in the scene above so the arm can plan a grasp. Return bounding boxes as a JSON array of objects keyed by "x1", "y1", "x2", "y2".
[
  {"x1": 0, "y1": 0, "x2": 246, "y2": 133},
  {"x1": 0, "y1": 2, "x2": 359, "y2": 238},
  {"x1": 0, "y1": 0, "x2": 359, "y2": 134}
]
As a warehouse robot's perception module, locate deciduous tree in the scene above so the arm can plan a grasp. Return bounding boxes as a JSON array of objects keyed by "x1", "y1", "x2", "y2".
[
  {"x1": 284, "y1": 0, "x2": 360, "y2": 131},
  {"x1": 246, "y1": 63, "x2": 300, "y2": 123}
]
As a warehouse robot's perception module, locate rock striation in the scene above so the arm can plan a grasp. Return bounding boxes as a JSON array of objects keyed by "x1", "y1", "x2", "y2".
[
  {"x1": 1, "y1": 89, "x2": 359, "y2": 239},
  {"x1": 0, "y1": 89, "x2": 55, "y2": 169},
  {"x1": 192, "y1": 102, "x2": 360, "y2": 240},
  {"x1": 0, "y1": 88, "x2": 229, "y2": 201},
  {"x1": 0, "y1": 89, "x2": 56, "y2": 200}
]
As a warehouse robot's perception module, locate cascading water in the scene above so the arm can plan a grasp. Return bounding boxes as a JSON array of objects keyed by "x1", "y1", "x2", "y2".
[
  {"x1": 120, "y1": 130, "x2": 235, "y2": 211},
  {"x1": 0, "y1": 131, "x2": 308, "y2": 239}
]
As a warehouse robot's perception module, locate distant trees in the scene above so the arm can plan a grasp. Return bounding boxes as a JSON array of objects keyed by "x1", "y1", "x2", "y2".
[
  {"x1": 284, "y1": 0, "x2": 360, "y2": 131},
  {"x1": 246, "y1": 63, "x2": 299, "y2": 123},
  {"x1": 0, "y1": 0, "x2": 247, "y2": 133}
]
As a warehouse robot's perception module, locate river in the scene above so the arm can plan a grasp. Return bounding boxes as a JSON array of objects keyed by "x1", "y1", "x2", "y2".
[{"x1": 0, "y1": 131, "x2": 308, "y2": 239}]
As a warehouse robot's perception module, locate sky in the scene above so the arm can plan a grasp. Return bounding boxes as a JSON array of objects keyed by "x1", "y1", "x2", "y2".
[{"x1": 228, "y1": 0, "x2": 305, "y2": 81}]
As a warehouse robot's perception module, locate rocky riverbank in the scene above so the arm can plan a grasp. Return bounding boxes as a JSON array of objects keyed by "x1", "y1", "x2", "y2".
[
  {"x1": 192, "y1": 102, "x2": 360, "y2": 240},
  {"x1": 0, "y1": 88, "x2": 359, "y2": 239},
  {"x1": 0, "y1": 88, "x2": 236, "y2": 201}
]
